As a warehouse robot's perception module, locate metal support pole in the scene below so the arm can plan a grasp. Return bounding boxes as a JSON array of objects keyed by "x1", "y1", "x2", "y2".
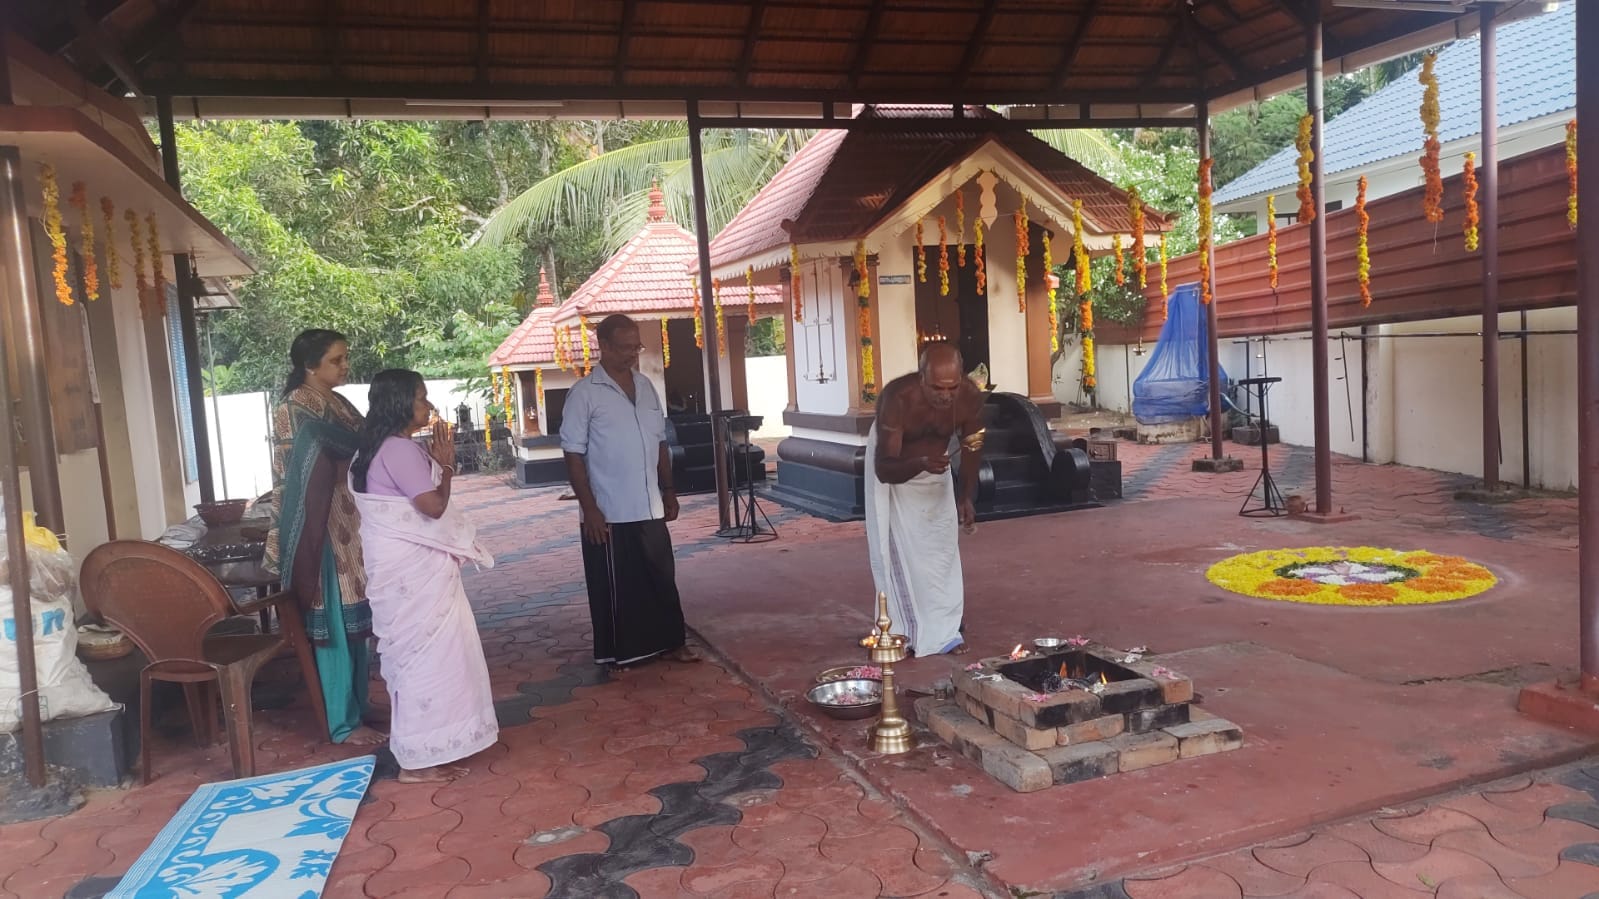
[
  {"x1": 1480, "y1": 7, "x2": 1502, "y2": 491},
  {"x1": 687, "y1": 103, "x2": 732, "y2": 529},
  {"x1": 1305, "y1": 10, "x2": 1333, "y2": 514},
  {"x1": 157, "y1": 96, "x2": 216, "y2": 504},
  {"x1": 0, "y1": 49, "x2": 47, "y2": 787},
  {"x1": 1198, "y1": 98, "x2": 1224, "y2": 458},
  {"x1": 1575, "y1": 0, "x2": 1599, "y2": 691}
]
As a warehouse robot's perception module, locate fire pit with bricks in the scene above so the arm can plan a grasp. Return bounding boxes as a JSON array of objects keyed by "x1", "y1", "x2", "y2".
[{"x1": 914, "y1": 640, "x2": 1243, "y2": 793}]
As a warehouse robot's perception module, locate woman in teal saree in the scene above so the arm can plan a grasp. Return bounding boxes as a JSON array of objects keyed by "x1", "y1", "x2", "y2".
[{"x1": 264, "y1": 329, "x2": 384, "y2": 745}]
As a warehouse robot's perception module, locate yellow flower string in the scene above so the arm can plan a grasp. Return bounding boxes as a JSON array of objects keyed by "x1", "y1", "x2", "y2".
[
  {"x1": 100, "y1": 197, "x2": 121, "y2": 289},
  {"x1": 1128, "y1": 186, "x2": 1146, "y2": 288},
  {"x1": 553, "y1": 325, "x2": 565, "y2": 371},
  {"x1": 691, "y1": 277, "x2": 704, "y2": 349},
  {"x1": 938, "y1": 215, "x2": 950, "y2": 297},
  {"x1": 956, "y1": 190, "x2": 967, "y2": 268},
  {"x1": 1419, "y1": 53, "x2": 1443, "y2": 224},
  {"x1": 1113, "y1": 233, "x2": 1125, "y2": 286},
  {"x1": 1267, "y1": 195, "x2": 1279, "y2": 290},
  {"x1": 661, "y1": 317, "x2": 671, "y2": 368},
  {"x1": 1159, "y1": 233, "x2": 1169, "y2": 315},
  {"x1": 790, "y1": 244, "x2": 803, "y2": 322},
  {"x1": 1462, "y1": 153, "x2": 1479, "y2": 252},
  {"x1": 1295, "y1": 114, "x2": 1316, "y2": 223},
  {"x1": 126, "y1": 210, "x2": 147, "y2": 317},
  {"x1": 714, "y1": 278, "x2": 727, "y2": 358},
  {"x1": 973, "y1": 219, "x2": 986, "y2": 295},
  {"x1": 147, "y1": 213, "x2": 165, "y2": 318},
  {"x1": 855, "y1": 240, "x2": 875, "y2": 401},
  {"x1": 68, "y1": 182, "x2": 98, "y2": 302},
  {"x1": 1568, "y1": 119, "x2": 1579, "y2": 230},
  {"x1": 915, "y1": 218, "x2": 927, "y2": 283},
  {"x1": 1198, "y1": 157, "x2": 1214, "y2": 305},
  {"x1": 580, "y1": 316, "x2": 593, "y2": 376},
  {"x1": 1356, "y1": 175, "x2": 1372, "y2": 308},
  {"x1": 505, "y1": 372, "x2": 514, "y2": 425},
  {"x1": 746, "y1": 265, "x2": 756, "y2": 324},
  {"x1": 1071, "y1": 200, "x2": 1090, "y2": 296},
  {"x1": 1014, "y1": 204, "x2": 1028, "y2": 314},
  {"x1": 535, "y1": 368, "x2": 544, "y2": 414},
  {"x1": 1044, "y1": 232, "x2": 1058, "y2": 353},
  {"x1": 40, "y1": 165, "x2": 72, "y2": 306},
  {"x1": 1082, "y1": 336, "x2": 1096, "y2": 390}
]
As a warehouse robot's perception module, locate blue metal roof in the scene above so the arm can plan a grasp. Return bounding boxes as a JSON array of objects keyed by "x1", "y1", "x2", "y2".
[{"x1": 1213, "y1": 3, "x2": 1574, "y2": 206}]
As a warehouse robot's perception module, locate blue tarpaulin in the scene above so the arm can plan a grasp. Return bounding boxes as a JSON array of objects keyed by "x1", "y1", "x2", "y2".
[{"x1": 1132, "y1": 283, "x2": 1230, "y2": 424}]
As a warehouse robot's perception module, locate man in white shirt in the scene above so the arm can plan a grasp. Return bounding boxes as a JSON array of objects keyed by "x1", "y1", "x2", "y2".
[{"x1": 561, "y1": 314, "x2": 699, "y2": 666}]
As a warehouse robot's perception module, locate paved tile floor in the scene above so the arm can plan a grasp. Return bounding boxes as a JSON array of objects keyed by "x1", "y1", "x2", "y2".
[{"x1": 0, "y1": 439, "x2": 1594, "y2": 898}]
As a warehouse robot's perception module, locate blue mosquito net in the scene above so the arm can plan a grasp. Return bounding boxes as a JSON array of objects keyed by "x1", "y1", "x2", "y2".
[{"x1": 1131, "y1": 282, "x2": 1230, "y2": 424}]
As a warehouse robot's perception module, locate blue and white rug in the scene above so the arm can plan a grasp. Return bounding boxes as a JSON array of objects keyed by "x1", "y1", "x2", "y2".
[{"x1": 107, "y1": 755, "x2": 375, "y2": 898}]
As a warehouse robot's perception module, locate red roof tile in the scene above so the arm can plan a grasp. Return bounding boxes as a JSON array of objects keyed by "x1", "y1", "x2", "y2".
[{"x1": 709, "y1": 106, "x2": 1170, "y2": 269}]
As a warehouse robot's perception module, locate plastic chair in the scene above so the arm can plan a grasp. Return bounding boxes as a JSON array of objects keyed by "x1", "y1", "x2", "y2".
[{"x1": 80, "y1": 541, "x2": 289, "y2": 783}]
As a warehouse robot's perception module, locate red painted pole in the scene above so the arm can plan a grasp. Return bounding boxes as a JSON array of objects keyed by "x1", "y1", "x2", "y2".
[
  {"x1": 1575, "y1": 0, "x2": 1599, "y2": 690},
  {"x1": 1480, "y1": 7, "x2": 1502, "y2": 492},
  {"x1": 1306, "y1": 9, "x2": 1333, "y2": 514}
]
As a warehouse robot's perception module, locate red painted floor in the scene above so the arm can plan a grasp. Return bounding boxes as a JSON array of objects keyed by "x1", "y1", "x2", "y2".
[{"x1": 1, "y1": 438, "x2": 1595, "y2": 898}]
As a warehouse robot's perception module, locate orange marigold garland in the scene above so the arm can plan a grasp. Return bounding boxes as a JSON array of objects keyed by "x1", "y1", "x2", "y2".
[
  {"x1": 855, "y1": 240, "x2": 875, "y2": 401},
  {"x1": 1419, "y1": 53, "x2": 1444, "y2": 224},
  {"x1": 39, "y1": 165, "x2": 73, "y2": 306},
  {"x1": 1267, "y1": 194, "x2": 1279, "y2": 290},
  {"x1": 1356, "y1": 175, "x2": 1372, "y2": 308},
  {"x1": 1158, "y1": 232, "x2": 1169, "y2": 316},
  {"x1": 100, "y1": 197, "x2": 122, "y2": 290},
  {"x1": 1198, "y1": 157, "x2": 1214, "y2": 305},
  {"x1": 1071, "y1": 200, "x2": 1090, "y2": 296},
  {"x1": 746, "y1": 265, "x2": 756, "y2": 323},
  {"x1": 1462, "y1": 153, "x2": 1480, "y2": 252},
  {"x1": 535, "y1": 368, "x2": 544, "y2": 412},
  {"x1": 714, "y1": 277, "x2": 727, "y2": 358},
  {"x1": 147, "y1": 213, "x2": 165, "y2": 317},
  {"x1": 938, "y1": 215, "x2": 950, "y2": 296},
  {"x1": 1295, "y1": 114, "x2": 1316, "y2": 223},
  {"x1": 973, "y1": 218, "x2": 986, "y2": 295},
  {"x1": 956, "y1": 190, "x2": 967, "y2": 268},
  {"x1": 580, "y1": 316, "x2": 593, "y2": 376},
  {"x1": 915, "y1": 219, "x2": 927, "y2": 283},
  {"x1": 1014, "y1": 205, "x2": 1029, "y2": 314},
  {"x1": 691, "y1": 278, "x2": 704, "y2": 348},
  {"x1": 1044, "y1": 232, "x2": 1058, "y2": 353},
  {"x1": 661, "y1": 317, "x2": 671, "y2": 368},
  {"x1": 1113, "y1": 233, "x2": 1125, "y2": 286},
  {"x1": 790, "y1": 244, "x2": 803, "y2": 322},
  {"x1": 126, "y1": 212, "x2": 147, "y2": 313},
  {"x1": 1568, "y1": 119, "x2": 1579, "y2": 230},
  {"x1": 68, "y1": 182, "x2": 98, "y2": 302},
  {"x1": 1128, "y1": 186, "x2": 1147, "y2": 288}
]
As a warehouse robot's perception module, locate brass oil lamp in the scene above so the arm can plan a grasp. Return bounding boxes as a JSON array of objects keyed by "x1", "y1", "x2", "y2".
[{"x1": 861, "y1": 592, "x2": 911, "y2": 754}]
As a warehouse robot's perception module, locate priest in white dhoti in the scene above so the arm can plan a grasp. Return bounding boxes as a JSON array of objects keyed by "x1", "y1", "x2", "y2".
[{"x1": 865, "y1": 343, "x2": 986, "y2": 657}]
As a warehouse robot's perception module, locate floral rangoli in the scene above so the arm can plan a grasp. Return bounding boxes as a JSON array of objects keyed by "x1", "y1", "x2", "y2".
[{"x1": 1205, "y1": 546, "x2": 1496, "y2": 606}]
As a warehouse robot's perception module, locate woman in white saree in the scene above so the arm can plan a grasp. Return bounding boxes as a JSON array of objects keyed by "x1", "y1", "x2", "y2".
[{"x1": 349, "y1": 370, "x2": 499, "y2": 783}]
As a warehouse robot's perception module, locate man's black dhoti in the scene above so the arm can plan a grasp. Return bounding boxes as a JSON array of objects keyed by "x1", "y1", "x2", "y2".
[{"x1": 580, "y1": 519, "x2": 687, "y2": 665}]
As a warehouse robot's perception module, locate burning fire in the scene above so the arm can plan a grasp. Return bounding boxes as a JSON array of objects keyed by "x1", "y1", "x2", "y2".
[
  {"x1": 861, "y1": 634, "x2": 879, "y2": 648},
  {"x1": 1009, "y1": 644, "x2": 1028, "y2": 660}
]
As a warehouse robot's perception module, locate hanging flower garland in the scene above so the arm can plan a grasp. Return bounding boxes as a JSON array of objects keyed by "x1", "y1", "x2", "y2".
[
  {"x1": 1462, "y1": 153, "x2": 1480, "y2": 252},
  {"x1": 855, "y1": 240, "x2": 875, "y2": 401},
  {"x1": 746, "y1": 265, "x2": 756, "y2": 323},
  {"x1": 1267, "y1": 195, "x2": 1279, "y2": 290},
  {"x1": 39, "y1": 165, "x2": 73, "y2": 306},
  {"x1": 501, "y1": 371, "x2": 514, "y2": 426},
  {"x1": 126, "y1": 211, "x2": 147, "y2": 315},
  {"x1": 714, "y1": 277, "x2": 727, "y2": 357},
  {"x1": 938, "y1": 215, "x2": 950, "y2": 296},
  {"x1": 1159, "y1": 233, "x2": 1169, "y2": 316},
  {"x1": 1295, "y1": 115, "x2": 1316, "y2": 223},
  {"x1": 1071, "y1": 200, "x2": 1090, "y2": 297},
  {"x1": 1128, "y1": 186, "x2": 1147, "y2": 288},
  {"x1": 68, "y1": 182, "x2": 98, "y2": 302},
  {"x1": 1198, "y1": 157, "x2": 1214, "y2": 305},
  {"x1": 552, "y1": 325, "x2": 565, "y2": 371},
  {"x1": 1044, "y1": 232, "x2": 1058, "y2": 353},
  {"x1": 790, "y1": 244, "x2": 803, "y2": 322},
  {"x1": 1356, "y1": 175, "x2": 1372, "y2": 308},
  {"x1": 535, "y1": 367, "x2": 544, "y2": 413},
  {"x1": 956, "y1": 190, "x2": 967, "y2": 268},
  {"x1": 691, "y1": 277, "x2": 704, "y2": 349},
  {"x1": 1419, "y1": 53, "x2": 1444, "y2": 224},
  {"x1": 1568, "y1": 119, "x2": 1579, "y2": 230},
  {"x1": 973, "y1": 218, "x2": 986, "y2": 295},
  {"x1": 580, "y1": 316, "x2": 593, "y2": 376},
  {"x1": 1112, "y1": 234, "x2": 1125, "y2": 286},
  {"x1": 1079, "y1": 285, "x2": 1096, "y2": 391},
  {"x1": 661, "y1": 317, "x2": 671, "y2": 368},
  {"x1": 147, "y1": 213, "x2": 165, "y2": 317},
  {"x1": 1082, "y1": 334, "x2": 1096, "y2": 391},
  {"x1": 1014, "y1": 204, "x2": 1029, "y2": 314},
  {"x1": 99, "y1": 197, "x2": 122, "y2": 289},
  {"x1": 915, "y1": 219, "x2": 927, "y2": 283}
]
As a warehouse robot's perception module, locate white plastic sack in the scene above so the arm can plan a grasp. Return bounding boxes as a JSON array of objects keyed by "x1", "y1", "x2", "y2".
[{"x1": 1, "y1": 586, "x2": 116, "y2": 732}]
